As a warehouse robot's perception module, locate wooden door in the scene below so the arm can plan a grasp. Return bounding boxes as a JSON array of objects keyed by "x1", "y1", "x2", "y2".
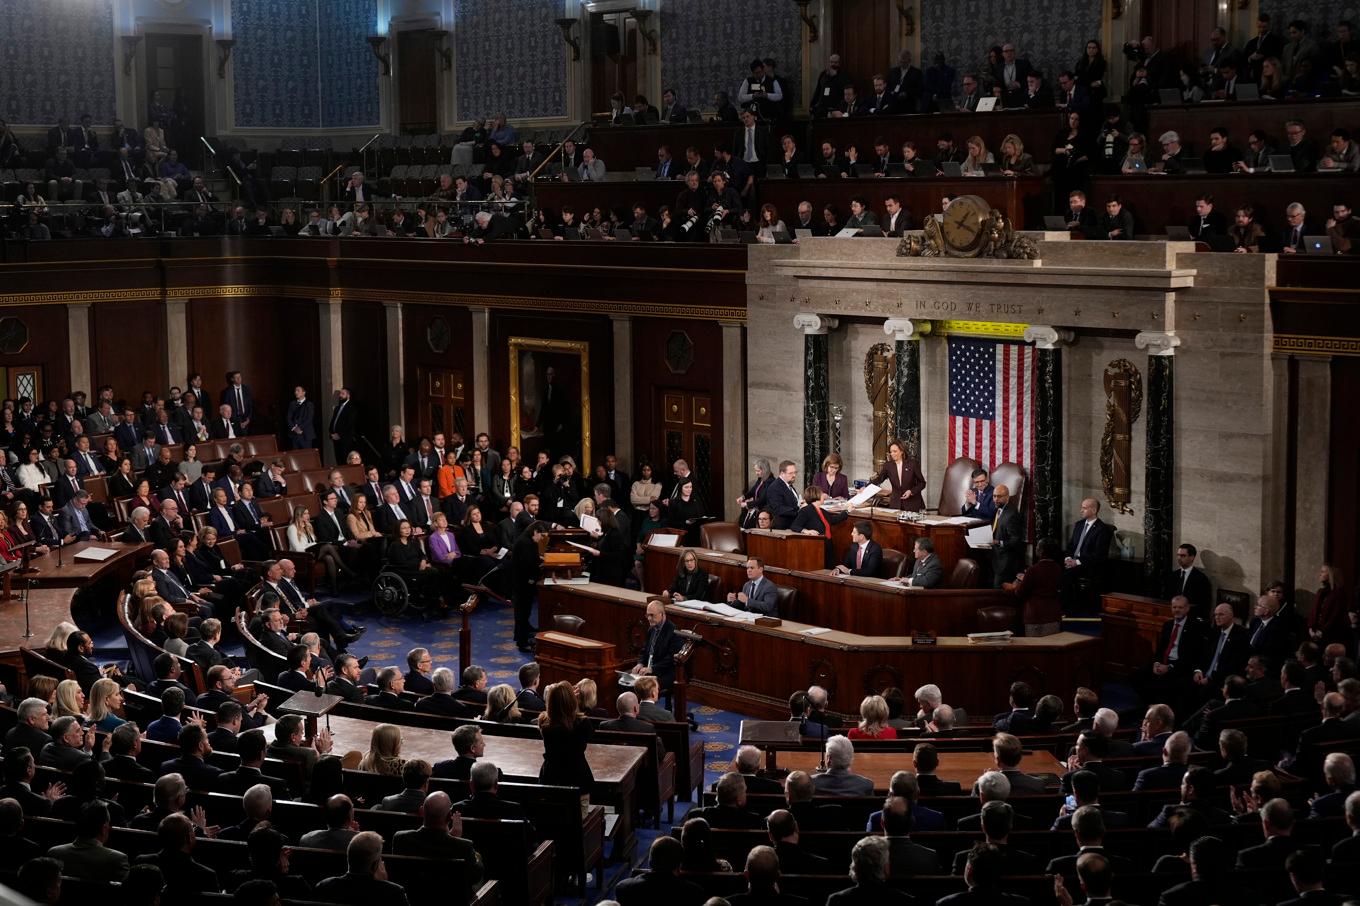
[
  {"x1": 1141, "y1": 0, "x2": 1219, "y2": 72},
  {"x1": 4, "y1": 365, "x2": 43, "y2": 404},
  {"x1": 144, "y1": 34, "x2": 206, "y2": 167},
  {"x1": 415, "y1": 366, "x2": 466, "y2": 442},
  {"x1": 397, "y1": 29, "x2": 439, "y2": 134},
  {"x1": 589, "y1": 11, "x2": 639, "y2": 114},
  {"x1": 831, "y1": 0, "x2": 895, "y2": 95},
  {"x1": 658, "y1": 389, "x2": 714, "y2": 511}
]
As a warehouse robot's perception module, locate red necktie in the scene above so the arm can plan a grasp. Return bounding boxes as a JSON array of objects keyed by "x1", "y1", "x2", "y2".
[{"x1": 1163, "y1": 620, "x2": 1181, "y2": 663}]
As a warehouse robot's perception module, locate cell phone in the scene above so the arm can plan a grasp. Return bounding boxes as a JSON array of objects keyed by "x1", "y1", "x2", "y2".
[{"x1": 1065, "y1": 794, "x2": 1077, "y2": 810}]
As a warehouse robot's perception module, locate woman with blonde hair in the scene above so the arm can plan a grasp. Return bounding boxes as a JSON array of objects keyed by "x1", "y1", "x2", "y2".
[
  {"x1": 54, "y1": 679, "x2": 87, "y2": 723},
  {"x1": 961, "y1": 135, "x2": 995, "y2": 176},
  {"x1": 574, "y1": 677, "x2": 608, "y2": 717},
  {"x1": 288, "y1": 505, "x2": 348, "y2": 590},
  {"x1": 357, "y1": 723, "x2": 406, "y2": 776},
  {"x1": 28, "y1": 675, "x2": 58, "y2": 705},
  {"x1": 484, "y1": 683, "x2": 523, "y2": 723},
  {"x1": 998, "y1": 133, "x2": 1035, "y2": 175},
  {"x1": 88, "y1": 677, "x2": 127, "y2": 731},
  {"x1": 43, "y1": 621, "x2": 79, "y2": 656},
  {"x1": 847, "y1": 694, "x2": 897, "y2": 740}
]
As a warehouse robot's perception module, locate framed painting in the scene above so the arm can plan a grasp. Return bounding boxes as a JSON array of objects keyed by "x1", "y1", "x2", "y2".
[{"x1": 509, "y1": 336, "x2": 591, "y2": 471}]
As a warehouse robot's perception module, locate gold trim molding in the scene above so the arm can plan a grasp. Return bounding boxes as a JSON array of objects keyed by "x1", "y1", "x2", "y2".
[
  {"x1": 1274, "y1": 335, "x2": 1360, "y2": 357},
  {"x1": 933, "y1": 319, "x2": 1030, "y2": 339}
]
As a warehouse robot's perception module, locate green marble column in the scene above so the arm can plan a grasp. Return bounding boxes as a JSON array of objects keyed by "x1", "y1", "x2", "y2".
[
  {"x1": 795, "y1": 314, "x2": 837, "y2": 477},
  {"x1": 893, "y1": 338, "x2": 921, "y2": 456},
  {"x1": 1137, "y1": 332, "x2": 1179, "y2": 594},
  {"x1": 1034, "y1": 347, "x2": 1063, "y2": 544}
]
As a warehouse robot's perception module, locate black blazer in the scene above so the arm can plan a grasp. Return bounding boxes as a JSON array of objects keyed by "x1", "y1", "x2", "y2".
[
  {"x1": 841, "y1": 540, "x2": 882, "y2": 577},
  {"x1": 992, "y1": 504, "x2": 1026, "y2": 582},
  {"x1": 764, "y1": 480, "x2": 800, "y2": 529},
  {"x1": 640, "y1": 620, "x2": 683, "y2": 688},
  {"x1": 1066, "y1": 518, "x2": 1113, "y2": 565},
  {"x1": 1155, "y1": 616, "x2": 1209, "y2": 671},
  {"x1": 1165, "y1": 567, "x2": 1213, "y2": 619},
  {"x1": 668, "y1": 569, "x2": 711, "y2": 600}
]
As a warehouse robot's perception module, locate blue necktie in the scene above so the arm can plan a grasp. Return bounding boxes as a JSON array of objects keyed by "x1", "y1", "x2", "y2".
[{"x1": 1207, "y1": 631, "x2": 1227, "y2": 676}]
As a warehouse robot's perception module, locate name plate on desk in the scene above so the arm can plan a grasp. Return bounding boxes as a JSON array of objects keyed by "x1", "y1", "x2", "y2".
[
  {"x1": 912, "y1": 632, "x2": 937, "y2": 646},
  {"x1": 73, "y1": 547, "x2": 120, "y2": 563}
]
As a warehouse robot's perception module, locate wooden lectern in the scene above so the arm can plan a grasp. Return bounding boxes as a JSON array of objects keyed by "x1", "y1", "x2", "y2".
[
  {"x1": 1101, "y1": 592, "x2": 1168, "y2": 677},
  {"x1": 744, "y1": 530, "x2": 826, "y2": 572},
  {"x1": 535, "y1": 630, "x2": 629, "y2": 708},
  {"x1": 278, "y1": 690, "x2": 344, "y2": 742}
]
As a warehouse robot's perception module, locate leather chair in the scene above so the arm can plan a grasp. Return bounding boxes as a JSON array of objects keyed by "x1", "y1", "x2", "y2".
[
  {"x1": 880, "y1": 548, "x2": 907, "y2": 579},
  {"x1": 976, "y1": 605, "x2": 1018, "y2": 633},
  {"x1": 772, "y1": 584, "x2": 797, "y2": 617},
  {"x1": 991, "y1": 461, "x2": 1027, "y2": 513},
  {"x1": 945, "y1": 558, "x2": 981, "y2": 589},
  {"x1": 935, "y1": 457, "x2": 981, "y2": 516},
  {"x1": 553, "y1": 614, "x2": 585, "y2": 635},
  {"x1": 699, "y1": 522, "x2": 744, "y2": 554},
  {"x1": 705, "y1": 573, "x2": 722, "y2": 602}
]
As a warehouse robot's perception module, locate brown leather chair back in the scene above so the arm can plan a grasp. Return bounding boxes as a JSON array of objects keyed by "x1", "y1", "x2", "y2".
[
  {"x1": 991, "y1": 461, "x2": 1027, "y2": 513},
  {"x1": 935, "y1": 457, "x2": 981, "y2": 516},
  {"x1": 705, "y1": 573, "x2": 722, "y2": 601},
  {"x1": 553, "y1": 614, "x2": 585, "y2": 635},
  {"x1": 975, "y1": 605, "x2": 1018, "y2": 633},
  {"x1": 879, "y1": 548, "x2": 907, "y2": 580},
  {"x1": 945, "y1": 558, "x2": 981, "y2": 589},
  {"x1": 700, "y1": 522, "x2": 744, "y2": 554},
  {"x1": 773, "y1": 584, "x2": 797, "y2": 617}
]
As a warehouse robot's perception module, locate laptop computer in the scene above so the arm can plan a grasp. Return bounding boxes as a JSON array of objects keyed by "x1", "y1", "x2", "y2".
[
  {"x1": 852, "y1": 163, "x2": 874, "y2": 177},
  {"x1": 1178, "y1": 158, "x2": 1207, "y2": 174},
  {"x1": 765, "y1": 164, "x2": 787, "y2": 179},
  {"x1": 537, "y1": 227, "x2": 555, "y2": 240},
  {"x1": 794, "y1": 228, "x2": 812, "y2": 240},
  {"x1": 613, "y1": 228, "x2": 633, "y2": 241},
  {"x1": 980, "y1": 161, "x2": 1001, "y2": 175},
  {"x1": 583, "y1": 227, "x2": 606, "y2": 240},
  {"x1": 1305, "y1": 235, "x2": 1334, "y2": 255},
  {"x1": 1165, "y1": 225, "x2": 1193, "y2": 241},
  {"x1": 885, "y1": 163, "x2": 908, "y2": 177},
  {"x1": 1158, "y1": 88, "x2": 1183, "y2": 105},
  {"x1": 714, "y1": 228, "x2": 740, "y2": 243},
  {"x1": 634, "y1": 167, "x2": 656, "y2": 180},
  {"x1": 771, "y1": 229, "x2": 793, "y2": 244},
  {"x1": 1203, "y1": 234, "x2": 1236, "y2": 252},
  {"x1": 818, "y1": 165, "x2": 841, "y2": 178},
  {"x1": 940, "y1": 161, "x2": 963, "y2": 177},
  {"x1": 975, "y1": 97, "x2": 998, "y2": 112},
  {"x1": 857, "y1": 225, "x2": 884, "y2": 237},
  {"x1": 1235, "y1": 83, "x2": 1260, "y2": 101},
  {"x1": 1043, "y1": 215, "x2": 1070, "y2": 230},
  {"x1": 739, "y1": 230, "x2": 758, "y2": 244},
  {"x1": 1268, "y1": 154, "x2": 1296, "y2": 172},
  {"x1": 911, "y1": 159, "x2": 940, "y2": 177},
  {"x1": 796, "y1": 164, "x2": 816, "y2": 179}
]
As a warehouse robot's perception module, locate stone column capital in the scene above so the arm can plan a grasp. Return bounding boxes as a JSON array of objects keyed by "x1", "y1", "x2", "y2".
[
  {"x1": 883, "y1": 318, "x2": 930, "y2": 341},
  {"x1": 1135, "y1": 330, "x2": 1181, "y2": 356},
  {"x1": 1023, "y1": 325, "x2": 1074, "y2": 349},
  {"x1": 793, "y1": 313, "x2": 838, "y2": 335}
]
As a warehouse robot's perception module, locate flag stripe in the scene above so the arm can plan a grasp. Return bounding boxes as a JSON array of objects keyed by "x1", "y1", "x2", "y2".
[{"x1": 946, "y1": 335, "x2": 1035, "y2": 476}]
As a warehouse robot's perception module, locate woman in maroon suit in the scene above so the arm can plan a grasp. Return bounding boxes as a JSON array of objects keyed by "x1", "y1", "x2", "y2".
[
  {"x1": 867, "y1": 440, "x2": 927, "y2": 511},
  {"x1": 812, "y1": 452, "x2": 849, "y2": 499},
  {"x1": 1309, "y1": 563, "x2": 1349, "y2": 647},
  {"x1": 1009, "y1": 538, "x2": 1063, "y2": 636}
]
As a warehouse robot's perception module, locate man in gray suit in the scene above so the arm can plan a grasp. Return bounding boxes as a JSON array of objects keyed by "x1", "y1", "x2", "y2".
[
  {"x1": 47, "y1": 800, "x2": 129, "y2": 881},
  {"x1": 727, "y1": 557, "x2": 780, "y2": 616},
  {"x1": 130, "y1": 432, "x2": 160, "y2": 471},
  {"x1": 812, "y1": 735, "x2": 875, "y2": 796},
  {"x1": 899, "y1": 538, "x2": 943, "y2": 588}
]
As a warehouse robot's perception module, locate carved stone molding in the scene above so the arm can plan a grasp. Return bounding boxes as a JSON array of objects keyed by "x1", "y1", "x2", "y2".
[
  {"x1": 793, "y1": 313, "x2": 839, "y2": 335},
  {"x1": 1135, "y1": 331, "x2": 1181, "y2": 356},
  {"x1": 883, "y1": 318, "x2": 930, "y2": 341},
  {"x1": 1023, "y1": 325, "x2": 1075, "y2": 349}
]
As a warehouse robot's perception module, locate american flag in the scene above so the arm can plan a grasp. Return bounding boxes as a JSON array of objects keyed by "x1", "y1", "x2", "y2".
[{"x1": 947, "y1": 337, "x2": 1036, "y2": 472}]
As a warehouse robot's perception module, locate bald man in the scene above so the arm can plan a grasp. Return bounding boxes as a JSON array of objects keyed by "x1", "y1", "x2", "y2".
[
  {"x1": 1193, "y1": 602, "x2": 1250, "y2": 691},
  {"x1": 631, "y1": 599, "x2": 682, "y2": 690},
  {"x1": 1061, "y1": 497, "x2": 1114, "y2": 614},
  {"x1": 391, "y1": 791, "x2": 482, "y2": 881},
  {"x1": 990, "y1": 483, "x2": 1025, "y2": 587}
]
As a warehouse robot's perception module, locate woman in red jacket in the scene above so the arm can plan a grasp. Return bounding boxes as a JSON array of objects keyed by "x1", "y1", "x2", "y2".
[
  {"x1": 1310, "y1": 563, "x2": 1349, "y2": 647},
  {"x1": 1010, "y1": 537, "x2": 1064, "y2": 636}
]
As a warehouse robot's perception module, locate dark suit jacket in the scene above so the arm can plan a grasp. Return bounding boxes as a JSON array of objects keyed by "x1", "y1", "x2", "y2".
[
  {"x1": 1198, "y1": 624, "x2": 1251, "y2": 685},
  {"x1": 1234, "y1": 834, "x2": 1298, "y2": 869},
  {"x1": 764, "y1": 480, "x2": 800, "y2": 529},
  {"x1": 452, "y1": 792, "x2": 528, "y2": 822},
  {"x1": 1165, "y1": 567, "x2": 1213, "y2": 619},
  {"x1": 639, "y1": 620, "x2": 683, "y2": 688},
  {"x1": 916, "y1": 773, "x2": 963, "y2": 796},
  {"x1": 1067, "y1": 518, "x2": 1113, "y2": 565},
  {"x1": 841, "y1": 540, "x2": 883, "y2": 577},
  {"x1": 869, "y1": 460, "x2": 927, "y2": 510},
  {"x1": 1133, "y1": 762, "x2": 1187, "y2": 791},
  {"x1": 991, "y1": 504, "x2": 1026, "y2": 583},
  {"x1": 1247, "y1": 617, "x2": 1294, "y2": 667},
  {"x1": 1155, "y1": 617, "x2": 1209, "y2": 672},
  {"x1": 217, "y1": 765, "x2": 289, "y2": 798}
]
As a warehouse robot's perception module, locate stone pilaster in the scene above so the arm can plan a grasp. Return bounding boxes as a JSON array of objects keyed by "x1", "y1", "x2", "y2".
[
  {"x1": 164, "y1": 299, "x2": 188, "y2": 390},
  {"x1": 1136, "y1": 330, "x2": 1180, "y2": 593},
  {"x1": 794, "y1": 313, "x2": 837, "y2": 478},
  {"x1": 67, "y1": 304, "x2": 91, "y2": 395},
  {"x1": 317, "y1": 299, "x2": 345, "y2": 465},
  {"x1": 383, "y1": 301, "x2": 405, "y2": 434},
  {"x1": 1024, "y1": 326, "x2": 1074, "y2": 545},
  {"x1": 722, "y1": 321, "x2": 746, "y2": 522},
  {"x1": 469, "y1": 306, "x2": 490, "y2": 436},
  {"x1": 884, "y1": 319, "x2": 928, "y2": 459},
  {"x1": 1292, "y1": 356, "x2": 1331, "y2": 611},
  {"x1": 611, "y1": 315, "x2": 634, "y2": 467}
]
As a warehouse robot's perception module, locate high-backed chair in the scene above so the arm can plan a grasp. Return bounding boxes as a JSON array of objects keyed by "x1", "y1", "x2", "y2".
[
  {"x1": 553, "y1": 614, "x2": 585, "y2": 635},
  {"x1": 991, "y1": 462, "x2": 1027, "y2": 514},
  {"x1": 935, "y1": 457, "x2": 982, "y2": 515},
  {"x1": 699, "y1": 522, "x2": 744, "y2": 554},
  {"x1": 772, "y1": 585, "x2": 797, "y2": 617},
  {"x1": 705, "y1": 573, "x2": 722, "y2": 602},
  {"x1": 879, "y1": 548, "x2": 907, "y2": 580},
  {"x1": 944, "y1": 558, "x2": 981, "y2": 589}
]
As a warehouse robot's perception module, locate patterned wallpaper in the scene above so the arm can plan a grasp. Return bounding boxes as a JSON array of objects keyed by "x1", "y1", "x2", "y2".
[
  {"x1": 660, "y1": 0, "x2": 803, "y2": 112},
  {"x1": 233, "y1": 0, "x2": 380, "y2": 128},
  {"x1": 919, "y1": 0, "x2": 1103, "y2": 90},
  {"x1": 454, "y1": 0, "x2": 567, "y2": 120},
  {"x1": 1259, "y1": 0, "x2": 1360, "y2": 31},
  {"x1": 0, "y1": 0, "x2": 117, "y2": 125}
]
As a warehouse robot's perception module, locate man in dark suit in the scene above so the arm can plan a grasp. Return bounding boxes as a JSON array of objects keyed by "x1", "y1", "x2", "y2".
[
  {"x1": 378, "y1": 760, "x2": 432, "y2": 813},
  {"x1": 887, "y1": 50, "x2": 924, "y2": 113},
  {"x1": 1133, "y1": 730, "x2": 1192, "y2": 790},
  {"x1": 452, "y1": 761, "x2": 529, "y2": 823},
  {"x1": 631, "y1": 599, "x2": 683, "y2": 690},
  {"x1": 877, "y1": 795, "x2": 939, "y2": 877},
  {"x1": 1290, "y1": 693, "x2": 1357, "y2": 779},
  {"x1": 992, "y1": 681, "x2": 1039, "y2": 734},
  {"x1": 1148, "y1": 765, "x2": 1233, "y2": 828},
  {"x1": 898, "y1": 537, "x2": 943, "y2": 588},
  {"x1": 328, "y1": 388, "x2": 357, "y2": 464},
  {"x1": 158, "y1": 725, "x2": 223, "y2": 791},
  {"x1": 1247, "y1": 594, "x2": 1295, "y2": 668},
  {"x1": 913, "y1": 744, "x2": 964, "y2": 796},
  {"x1": 727, "y1": 557, "x2": 780, "y2": 616},
  {"x1": 1308, "y1": 752, "x2": 1356, "y2": 819},
  {"x1": 988, "y1": 484, "x2": 1025, "y2": 587},
  {"x1": 949, "y1": 808, "x2": 1041, "y2": 878},
  {"x1": 1192, "y1": 603, "x2": 1251, "y2": 697},
  {"x1": 688, "y1": 772, "x2": 765, "y2": 829},
  {"x1": 432, "y1": 725, "x2": 488, "y2": 780},
  {"x1": 1046, "y1": 806, "x2": 1134, "y2": 890},
  {"x1": 1061, "y1": 497, "x2": 1114, "y2": 614},
  {"x1": 365, "y1": 667, "x2": 413, "y2": 711},
  {"x1": 834, "y1": 520, "x2": 882, "y2": 578},
  {"x1": 658, "y1": 88, "x2": 688, "y2": 124},
  {"x1": 601, "y1": 692, "x2": 657, "y2": 735},
  {"x1": 1133, "y1": 598, "x2": 1205, "y2": 719},
  {"x1": 1166, "y1": 543, "x2": 1213, "y2": 621},
  {"x1": 763, "y1": 460, "x2": 800, "y2": 529},
  {"x1": 1235, "y1": 797, "x2": 1299, "y2": 869},
  {"x1": 731, "y1": 108, "x2": 770, "y2": 169},
  {"x1": 975, "y1": 733, "x2": 1047, "y2": 795},
  {"x1": 1185, "y1": 675, "x2": 1260, "y2": 751},
  {"x1": 216, "y1": 730, "x2": 289, "y2": 799},
  {"x1": 1160, "y1": 835, "x2": 1239, "y2": 905},
  {"x1": 1133, "y1": 703, "x2": 1176, "y2": 755},
  {"x1": 991, "y1": 43, "x2": 1035, "y2": 107}
]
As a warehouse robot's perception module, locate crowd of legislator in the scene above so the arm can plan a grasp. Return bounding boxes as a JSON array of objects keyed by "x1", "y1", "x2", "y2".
[{"x1": 6, "y1": 13, "x2": 1360, "y2": 249}]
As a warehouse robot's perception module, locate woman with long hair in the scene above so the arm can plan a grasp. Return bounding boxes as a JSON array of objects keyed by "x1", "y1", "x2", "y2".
[
  {"x1": 357, "y1": 723, "x2": 406, "y2": 776},
  {"x1": 483, "y1": 684, "x2": 524, "y2": 723},
  {"x1": 54, "y1": 679, "x2": 87, "y2": 723},
  {"x1": 847, "y1": 694, "x2": 897, "y2": 740},
  {"x1": 669, "y1": 549, "x2": 711, "y2": 601},
  {"x1": 539, "y1": 681, "x2": 595, "y2": 812},
  {"x1": 88, "y1": 678, "x2": 127, "y2": 732},
  {"x1": 1310, "y1": 563, "x2": 1349, "y2": 646},
  {"x1": 288, "y1": 505, "x2": 347, "y2": 590}
]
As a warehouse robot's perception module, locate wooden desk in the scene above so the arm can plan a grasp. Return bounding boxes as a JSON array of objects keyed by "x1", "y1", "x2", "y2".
[
  {"x1": 828, "y1": 509, "x2": 978, "y2": 575},
  {"x1": 1101, "y1": 592, "x2": 1169, "y2": 678},
  {"x1": 538, "y1": 582, "x2": 1102, "y2": 718},
  {"x1": 535, "y1": 630, "x2": 627, "y2": 708},
  {"x1": 24, "y1": 542, "x2": 150, "y2": 589},
  {"x1": 808, "y1": 108, "x2": 1073, "y2": 166},
  {"x1": 323, "y1": 713, "x2": 646, "y2": 860},
  {"x1": 641, "y1": 544, "x2": 1009, "y2": 637},
  {"x1": 779, "y1": 750, "x2": 1065, "y2": 790},
  {"x1": 744, "y1": 530, "x2": 826, "y2": 572}
]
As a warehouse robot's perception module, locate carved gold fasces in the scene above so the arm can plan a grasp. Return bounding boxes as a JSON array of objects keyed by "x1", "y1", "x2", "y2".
[
  {"x1": 864, "y1": 342, "x2": 895, "y2": 473},
  {"x1": 1101, "y1": 358, "x2": 1143, "y2": 514}
]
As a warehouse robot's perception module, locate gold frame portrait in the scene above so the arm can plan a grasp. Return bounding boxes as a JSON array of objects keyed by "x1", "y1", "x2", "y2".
[{"x1": 508, "y1": 336, "x2": 591, "y2": 470}]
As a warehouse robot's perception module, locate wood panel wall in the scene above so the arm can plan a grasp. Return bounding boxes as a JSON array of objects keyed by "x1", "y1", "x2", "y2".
[
  {"x1": 341, "y1": 301, "x2": 389, "y2": 456},
  {"x1": 91, "y1": 301, "x2": 167, "y2": 399},
  {"x1": 2, "y1": 306, "x2": 69, "y2": 401},
  {"x1": 401, "y1": 304, "x2": 476, "y2": 441}
]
